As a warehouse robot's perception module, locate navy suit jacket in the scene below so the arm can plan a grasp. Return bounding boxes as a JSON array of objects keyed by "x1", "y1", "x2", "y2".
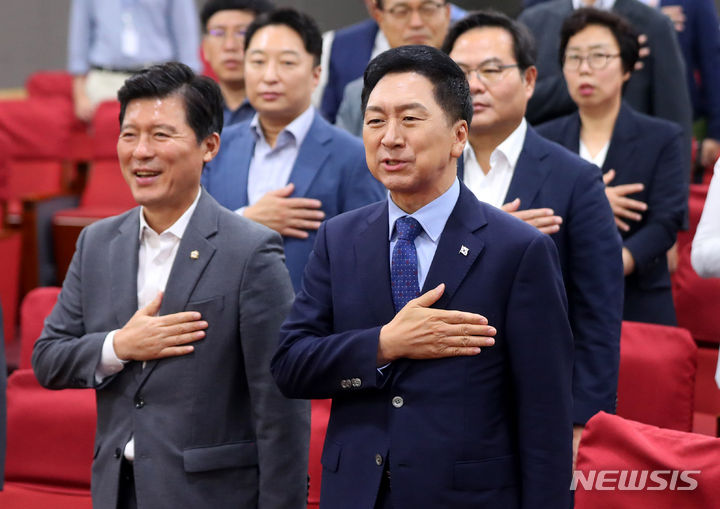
[
  {"x1": 537, "y1": 103, "x2": 687, "y2": 325},
  {"x1": 201, "y1": 111, "x2": 385, "y2": 291},
  {"x1": 460, "y1": 127, "x2": 623, "y2": 424},
  {"x1": 661, "y1": 0, "x2": 720, "y2": 139},
  {"x1": 272, "y1": 183, "x2": 574, "y2": 509}
]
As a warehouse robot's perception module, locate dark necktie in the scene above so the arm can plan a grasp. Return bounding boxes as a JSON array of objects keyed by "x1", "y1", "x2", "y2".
[{"x1": 391, "y1": 216, "x2": 423, "y2": 312}]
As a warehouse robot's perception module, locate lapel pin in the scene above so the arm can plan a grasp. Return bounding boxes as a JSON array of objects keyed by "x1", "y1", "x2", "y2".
[
  {"x1": 459, "y1": 245, "x2": 469, "y2": 256},
  {"x1": 190, "y1": 250, "x2": 199, "y2": 260}
]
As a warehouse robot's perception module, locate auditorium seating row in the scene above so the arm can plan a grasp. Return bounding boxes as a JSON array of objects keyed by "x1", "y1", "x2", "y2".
[{"x1": 1, "y1": 286, "x2": 715, "y2": 507}]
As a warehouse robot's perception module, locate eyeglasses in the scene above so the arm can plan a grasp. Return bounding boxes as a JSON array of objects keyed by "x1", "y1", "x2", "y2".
[
  {"x1": 206, "y1": 27, "x2": 247, "y2": 41},
  {"x1": 563, "y1": 52, "x2": 620, "y2": 71},
  {"x1": 384, "y1": 1, "x2": 446, "y2": 21},
  {"x1": 458, "y1": 63, "x2": 519, "y2": 84}
]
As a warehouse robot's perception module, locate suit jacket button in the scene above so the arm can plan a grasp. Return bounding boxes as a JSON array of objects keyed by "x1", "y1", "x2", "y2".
[
  {"x1": 114, "y1": 448, "x2": 122, "y2": 459},
  {"x1": 351, "y1": 377, "x2": 362, "y2": 388},
  {"x1": 135, "y1": 397, "x2": 145, "y2": 409},
  {"x1": 375, "y1": 453, "x2": 383, "y2": 466},
  {"x1": 341, "y1": 379, "x2": 350, "y2": 389},
  {"x1": 392, "y1": 396, "x2": 404, "y2": 408}
]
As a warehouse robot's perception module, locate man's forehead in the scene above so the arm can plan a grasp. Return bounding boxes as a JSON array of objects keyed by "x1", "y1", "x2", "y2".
[
  {"x1": 206, "y1": 9, "x2": 255, "y2": 25},
  {"x1": 368, "y1": 72, "x2": 436, "y2": 107},
  {"x1": 123, "y1": 96, "x2": 187, "y2": 124}
]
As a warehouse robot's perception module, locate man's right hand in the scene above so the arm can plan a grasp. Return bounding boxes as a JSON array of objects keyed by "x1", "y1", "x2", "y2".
[
  {"x1": 243, "y1": 183, "x2": 325, "y2": 238},
  {"x1": 377, "y1": 284, "x2": 496, "y2": 365},
  {"x1": 113, "y1": 292, "x2": 207, "y2": 361}
]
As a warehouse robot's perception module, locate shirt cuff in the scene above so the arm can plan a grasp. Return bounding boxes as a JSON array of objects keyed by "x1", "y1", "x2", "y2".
[
  {"x1": 95, "y1": 330, "x2": 128, "y2": 384},
  {"x1": 235, "y1": 206, "x2": 247, "y2": 216}
]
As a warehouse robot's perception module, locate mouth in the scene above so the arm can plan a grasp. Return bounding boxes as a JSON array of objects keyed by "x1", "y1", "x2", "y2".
[
  {"x1": 133, "y1": 169, "x2": 161, "y2": 184},
  {"x1": 222, "y1": 59, "x2": 242, "y2": 69},
  {"x1": 473, "y1": 101, "x2": 490, "y2": 112},
  {"x1": 381, "y1": 158, "x2": 409, "y2": 171},
  {"x1": 578, "y1": 83, "x2": 595, "y2": 96},
  {"x1": 259, "y1": 92, "x2": 282, "y2": 101}
]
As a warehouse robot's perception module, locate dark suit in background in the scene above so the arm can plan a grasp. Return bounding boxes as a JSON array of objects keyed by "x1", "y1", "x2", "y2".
[
  {"x1": 33, "y1": 191, "x2": 309, "y2": 508},
  {"x1": 202, "y1": 113, "x2": 385, "y2": 291},
  {"x1": 537, "y1": 102, "x2": 686, "y2": 325},
  {"x1": 459, "y1": 127, "x2": 624, "y2": 424}
]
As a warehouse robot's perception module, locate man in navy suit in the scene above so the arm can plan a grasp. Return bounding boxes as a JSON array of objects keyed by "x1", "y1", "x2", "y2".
[
  {"x1": 202, "y1": 8, "x2": 385, "y2": 290},
  {"x1": 272, "y1": 45, "x2": 574, "y2": 509},
  {"x1": 442, "y1": 11, "x2": 624, "y2": 460}
]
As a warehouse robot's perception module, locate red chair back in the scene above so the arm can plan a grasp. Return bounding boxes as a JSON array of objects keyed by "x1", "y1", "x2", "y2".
[
  {"x1": 616, "y1": 321, "x2": 696, "y2": 431},
  {"x1": 575, "y1": 412, "x2": 720, "y2": 508},
  {"x1": 673, "y1": 243, "x2": 720, "y2": 343},
  {"x1": 19, "y1": 286, "x2": 61, "y2": 369}
]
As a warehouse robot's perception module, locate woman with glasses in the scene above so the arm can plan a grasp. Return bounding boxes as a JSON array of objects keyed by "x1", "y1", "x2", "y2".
[{"x1": 537, "y1": 8, "x2": 686, "y2": 326}]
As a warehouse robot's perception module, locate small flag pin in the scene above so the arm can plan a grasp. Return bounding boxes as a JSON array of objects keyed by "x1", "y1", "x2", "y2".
[
  {"x1": 190, "y1": 250, "x2": 199, "y2": 260},
  {"x1": 459, "y1": 245, "x2": 469, "y2": 256}
]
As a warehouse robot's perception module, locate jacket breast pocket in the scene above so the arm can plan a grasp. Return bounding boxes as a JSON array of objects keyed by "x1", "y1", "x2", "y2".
[
  {"x1": 183, "y1": 441, "x2": 258, "y2": 473},
  {"x1": 453, "y1": 454, "x2": 518, "y2": 491},
  {"x1": 187, "y1": 295, "x2": 224, "y2": 316}
]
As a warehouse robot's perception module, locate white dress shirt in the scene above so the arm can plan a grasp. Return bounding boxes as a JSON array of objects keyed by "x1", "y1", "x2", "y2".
[
  {"x1": 95, "y1": 187, "x2": 202, "y2": 460},
  {"x1": 463, "y1": 119, "x2": 527, "y2": 208},
  {"x1": 242, "y1": 106, "x2": 315, "y2": 210},
  {"x1": 579, "y1": 139, "x2": 610, "y2": 169},
  {"x1": 572, "y1": 0, "x2": 616, "y2": 9}
]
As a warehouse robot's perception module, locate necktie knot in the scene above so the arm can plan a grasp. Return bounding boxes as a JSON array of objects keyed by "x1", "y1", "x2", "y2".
[{"x1": 395, "y1": 216, "x2": 423, "y2": 242}]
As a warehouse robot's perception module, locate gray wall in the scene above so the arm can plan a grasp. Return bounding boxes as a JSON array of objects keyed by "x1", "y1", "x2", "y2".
[{"x1": 0, "y1": 0, "x2": 515, "y2": 89}]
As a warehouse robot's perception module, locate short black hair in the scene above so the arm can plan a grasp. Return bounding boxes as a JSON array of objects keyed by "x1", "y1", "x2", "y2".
[
  {"x1": 442, "y1": 10, "x2": 536, "y2": 72},
  {"x1": 559, "y1": 8, "x2": 639, "y2": 74},
  {"x1": 361, "y1": 45, "x2": 472, "y2": 125},
  {"x1": 117, "y1": 62, "x2": 224, "y2": 142},
  {"x1": 375, "y1": 0, "x2": 447, "y2": 9},
  {"x1": 244, "y1": 8, "x2": 322, "y2": 66},
  {"x1": 200, "y1": 0, "x2": 275, "y2": 31}
]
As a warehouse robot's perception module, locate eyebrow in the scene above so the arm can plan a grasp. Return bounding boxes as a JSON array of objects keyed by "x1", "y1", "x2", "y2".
[
  {"x1": 247, "y1": 49, "x2": 302, "y2": 57},
  {"x1": 120, "y1": 123, "x2": 179, "y2": 132},
  {"x1": 566, "y1": 43, "x2": 613, "y2": 51},
  {"x1": 365, "y1": 102, "x2": 430, "y2": 114}
]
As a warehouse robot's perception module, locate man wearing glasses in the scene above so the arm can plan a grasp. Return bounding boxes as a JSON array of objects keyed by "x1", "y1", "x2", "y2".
[
  {"x1": 201, "y1": 0, "x2": 275, "y2": 127},
  {"x1": 334, "y1": 0, "x2": 457, "y2": 137},
  {"x1": 443, "y1": 11, "x2": 623, "y2": 465}
]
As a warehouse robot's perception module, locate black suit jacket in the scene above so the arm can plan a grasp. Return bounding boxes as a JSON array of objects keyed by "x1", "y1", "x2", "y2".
[{"x1": 537, "y1": 103, "x2": 687, "y2": 324}]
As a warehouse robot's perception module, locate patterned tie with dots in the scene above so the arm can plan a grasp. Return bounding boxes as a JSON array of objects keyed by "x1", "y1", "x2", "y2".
[{"x1": 391, "y1": 216, "x2": 423, "y2": 313}]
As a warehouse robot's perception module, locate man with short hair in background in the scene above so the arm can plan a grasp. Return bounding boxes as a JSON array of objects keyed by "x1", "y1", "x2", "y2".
[{"x1": 200, "y1": 0, "x2": 275, "y2": 127}]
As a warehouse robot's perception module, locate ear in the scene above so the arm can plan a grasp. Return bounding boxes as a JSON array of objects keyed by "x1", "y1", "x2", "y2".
[
  {"x1": 523, "y1": 66, "x2": 537, "y2": 101},
  {"x1": 450, "y1": 119, "x2": 468, "y2": 159},
  {"x1": 201, "y1": 132, "x2": 221, "y2": 163},
  {"x1": 622, "y1": 69, "x2": 631, "y2": 83},
  {"x1": 310, "y1": 64, "x2": 322, "y2": 91}
]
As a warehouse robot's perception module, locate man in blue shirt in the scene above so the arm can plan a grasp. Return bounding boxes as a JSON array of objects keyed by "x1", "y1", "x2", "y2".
[
  {"x1": 202, "y1": 8, "x2": 385, "y2": 290},
  {"x1": 68, "y1": 0, "x2": 201, "y2": 121},
  {"x1": 200, "y1": 0, "x2": 275, "y2": 127}
]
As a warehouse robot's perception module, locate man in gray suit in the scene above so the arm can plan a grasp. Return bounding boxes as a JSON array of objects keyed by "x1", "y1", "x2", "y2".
[{"x1": 32, "y1": 62, "x2": 309, "y2": 509}]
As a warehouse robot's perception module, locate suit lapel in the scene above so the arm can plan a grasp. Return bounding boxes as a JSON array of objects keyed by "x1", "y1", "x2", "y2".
[
  {"x1": 287, "y1": 113, "x2": 331, "y2": 198},
  {"x1": 232, "y1": 130, "x2": 255, "y2": 207},
  {"x1": 110, "y1": 211, "x2": 140, "y2": 329},
  {"x1": 504, "y1": 128, "x2": 552, "y2": 209},
  {"x1": 602, "y1": 102, "x2": 638, "y2": 176},
  {"x1": 136, "y1": 191, "x2": 219, "y2": 389},
  {"x1": 354, "y1": 202, "x2": 395, "y2": 326}
]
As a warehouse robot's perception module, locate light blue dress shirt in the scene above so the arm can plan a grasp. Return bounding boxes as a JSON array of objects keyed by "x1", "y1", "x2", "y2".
[
  {"x1": 246, "y1": 106, "x2": 316, "y2": 206},
  {"x1": 388, "y1": 178, "x2": 461, "y2": 291},
  {"x1": 67, "y1": 0, "x2": 201, "y2": 74}
]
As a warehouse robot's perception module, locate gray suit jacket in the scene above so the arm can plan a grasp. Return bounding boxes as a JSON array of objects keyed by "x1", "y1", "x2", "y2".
[
  {"x1": 335, "y1": 77, "x2": 364, "y2": 138},
  {"x1": 32, "y1": 189, "x2": 309, "y2": 509}
]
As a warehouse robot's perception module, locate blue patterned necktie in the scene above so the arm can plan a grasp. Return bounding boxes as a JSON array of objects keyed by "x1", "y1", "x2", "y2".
[{"x1": 391, "y1": 216, "x2": 423, "y2": 312}]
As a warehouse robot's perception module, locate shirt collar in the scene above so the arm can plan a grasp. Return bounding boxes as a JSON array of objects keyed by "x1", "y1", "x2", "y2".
[
  {"x1": 372, "y1": 29, "x2": 391, "y2": 60},
  {"x1": 387, "y1": 178, "x2": 460, "y2": 243},
  {"x1": 572, "y1": 0, "x2": 615, "y2": 9},
  {"x1": 138, "y1": 187, "x2": 202, "y2": 240},
  {"x1": 250, "y1": 105, "x2": 315, "y2": 148},
  {"x1": 489, "y1": 118, "x2": 527, "y2": 170}
]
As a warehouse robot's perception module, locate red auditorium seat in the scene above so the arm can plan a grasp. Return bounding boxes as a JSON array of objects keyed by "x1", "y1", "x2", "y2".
[
  {"x1": 0, "y1": 286, "x2": 94, "y2": 507},
  {"x1": 574, "y1": 412, "x2": 720, "y2": 509},
  {"x1": 673, "y1": 243, "x2": 720, "y2": 344},
  {"x1": 308, "y1": 399, "x2": 331, "y2": 508},
  {"x1": 18, "y1": 286, "x2": 61, "y2": 369},
  {"x1": 676, "y1": 183, "x2": 709, "y2": 254},
  {"x1": 616, "y1": 321, "x2": 697, "y2": 431},
  {"x1": 0, "y1": 130, "x2": 22, "y2": 347},
  {"x1": 52, "y1": 100, "x2": 136, "y2": 282}
]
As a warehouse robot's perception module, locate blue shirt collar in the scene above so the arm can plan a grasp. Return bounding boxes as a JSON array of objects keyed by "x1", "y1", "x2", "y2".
[
  {"x1": 249, "y1": 105, "x2": 315, "y2": 148},
  {"x1": 388, "y1": 178, "x2": 460, "y2": 242}
]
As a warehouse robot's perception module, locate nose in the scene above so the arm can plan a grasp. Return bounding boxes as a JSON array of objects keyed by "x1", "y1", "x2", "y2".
[
  {"x1": 467, "y1": 72, "x2": 488, "y2": 95},
  {"x1": 380, "y1": 119, "x2": 404, "y2": 148},
  {"x1": 262, "y1": 60, "x2": 279, "y2": 82},
  {"x1": 131, "y1": 133, "x2": 154, "y2": 160},
  {"x1": 222, "y1": 33, "x2": 240, "y2": 51},
  {"x1": 408, "y1": 8, "x2": 424, "y2": 27},
  {"x1": 578, "y1": 56, "x2": 592, "y2": 74}
]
